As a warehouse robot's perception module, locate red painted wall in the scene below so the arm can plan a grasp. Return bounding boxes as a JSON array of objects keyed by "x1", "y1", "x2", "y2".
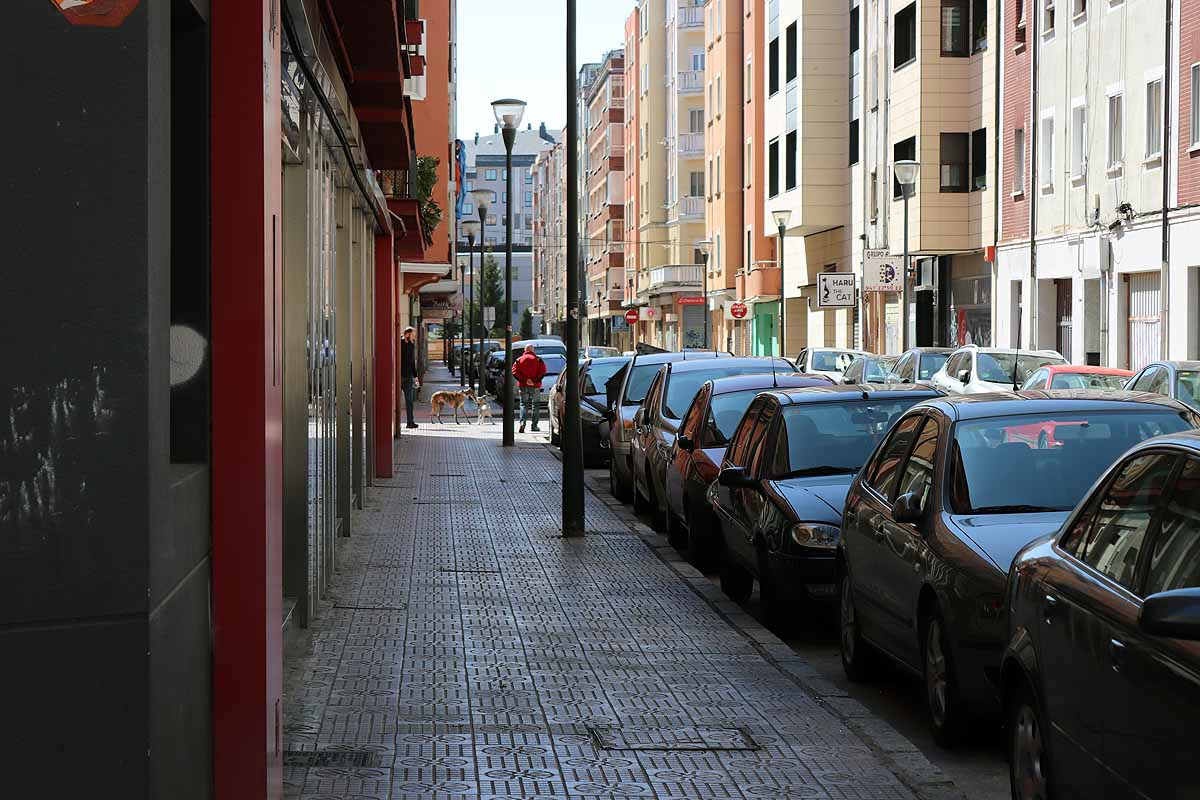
[
  {"x1": 411, "y1": 3, "x2": 454, "y2": 266},
  {"x1": 1001, "y1": 0, "x2": 1031, "y2": 243},
  {"x1": 1180, "y1": 0, "x2": 1200, "y2": 203},
  {"x1": 376, "y1": 233, "x2": 396, "y2": 478},
  {"x1": 210, "y1": 1, "x2": 283, "y2": 797}
]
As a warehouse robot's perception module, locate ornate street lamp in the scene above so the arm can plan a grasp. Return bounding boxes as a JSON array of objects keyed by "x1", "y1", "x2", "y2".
[
  {"x1": 492, "y1": 97, "x2": 527, "y2": 447},
  {"x1": 470, "y1": 188, "x2": 492, "y2": 395},
  {"x1": 771, "y1": 209, "x2": 792, "y2": 358},
  {"x1": 461, "y1": 220, "x2": 481, "y2": 388},
  {"x1": 696, "y1": 239, "x2": 713, "y2": 349},
  {"x1": 894, "y1": 160, "x2": 920, "y2": 351}
]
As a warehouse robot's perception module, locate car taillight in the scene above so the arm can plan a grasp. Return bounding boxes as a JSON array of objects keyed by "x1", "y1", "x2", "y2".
[{"x1": 620, "y1": 417, "x2": 634, "y2": 442}]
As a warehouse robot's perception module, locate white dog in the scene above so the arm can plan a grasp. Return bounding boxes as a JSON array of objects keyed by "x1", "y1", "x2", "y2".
[{"x1": 475, "y1": 393, "x2": 496, "y2": 424}]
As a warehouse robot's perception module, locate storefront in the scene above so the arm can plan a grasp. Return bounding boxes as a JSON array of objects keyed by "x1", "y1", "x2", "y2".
[{"x1": 752, "y1": 301, "x2": 779, "y2": 356}]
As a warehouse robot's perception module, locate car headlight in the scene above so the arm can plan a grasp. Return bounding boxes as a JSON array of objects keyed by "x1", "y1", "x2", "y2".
[
  {"x1": 789, "y1": 523, "x2": 840, "y2": 549},
  {"x1": 581, "y1": 405, "x2": 603, "y2": 423}
]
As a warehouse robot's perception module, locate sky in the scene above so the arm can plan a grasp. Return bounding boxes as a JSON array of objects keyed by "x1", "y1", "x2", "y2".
[{"x1": 456, "y1": 0, "x2": 634, "y2": 140}]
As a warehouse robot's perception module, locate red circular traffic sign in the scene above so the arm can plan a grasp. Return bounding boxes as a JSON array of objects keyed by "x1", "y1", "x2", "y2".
[
  {"x1": 625, "y1": 309, "x2": 640, "y2": 324},
  {"x1": 729, "y1": 302, "x2": 749, "y2": 320}
]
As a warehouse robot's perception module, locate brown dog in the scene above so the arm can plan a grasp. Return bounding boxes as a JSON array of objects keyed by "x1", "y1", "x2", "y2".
[{"x1": 430, "y1": 389, "x2": 477, "y2": 424}]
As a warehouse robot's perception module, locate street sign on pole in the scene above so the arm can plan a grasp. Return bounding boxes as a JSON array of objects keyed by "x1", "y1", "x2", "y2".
[
  {"x1": 863, "y1": 249, "x2": 904, "y2": 293},
  {"x1": 817, "y1": 273, "x2": 856, "y2": 308},
  {"x1": 724, "y1": 301, "x2": 749, "y2": 320},
  {"x1": 483, "y1": 306, "x2": 496, "y2": 326},
  {"x1": 624, "y1": 308, "x2": 639, "y2": 324}
]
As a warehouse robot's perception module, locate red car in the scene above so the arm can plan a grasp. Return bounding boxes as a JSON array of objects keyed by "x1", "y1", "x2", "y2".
[{"x1": 1008, "y1": 366, "x2": 1136, "y2": 447}]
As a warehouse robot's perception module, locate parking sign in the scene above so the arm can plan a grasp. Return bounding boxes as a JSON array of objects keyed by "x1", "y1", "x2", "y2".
[
  {"x1": 863, "y1": 249, "x2": 904, "y2": 293},
  {"x1": 817, "y1": 273, "x2": 856, "y2": 308}
]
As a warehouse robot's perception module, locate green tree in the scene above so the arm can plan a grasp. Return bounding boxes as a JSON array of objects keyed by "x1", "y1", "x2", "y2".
[
  {"x1": 520, "y1": 308, "x2": 533, "y2": 339},
  {"x1": 414, "y1": 156, "x2": 443, "y2": 247}
]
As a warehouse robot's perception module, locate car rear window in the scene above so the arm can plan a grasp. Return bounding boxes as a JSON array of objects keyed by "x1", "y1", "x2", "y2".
[
  {"x1": 584, "y1": 359, "x2": 629, "y2": 396},
  {"x1": 1051, "y1": 372, "x2": 1129, "y2": 391},
  {"x1": 541, "y1": 354, "x2": 568, "y2": 374},
  {"x1": 949, "y1": 410, "x2": 1197, "y2": 514},
  {"x1": 812, "y1": 351, "x2": 859, "y2": 372},
  {"x1": 703, "y1": 390, "x2": 763, "y2": 446},
  {"x1": 977, "y1": 353, "x2": 1066, "y2": 384},
  {"x1": 918, "y1": 353, "x2": 949, "y2": 380},
  {"x1": 779, "y1": 398, "x2": 925, "y2": 476},
  {"x1": 1178, "y1": 372, "x2": 1200, "y2": 410},
  {"x1": 664, "y1": 362, "x2": 791, "y2": 419},
  {"x1": 624, "y1": 363, "x2": 666, "y2": 404}
]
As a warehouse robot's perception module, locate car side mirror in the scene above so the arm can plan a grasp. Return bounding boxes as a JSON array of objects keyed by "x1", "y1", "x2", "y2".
[
  {"x1": 892, "y1": 492, "x2": 924, "y2": 524},
  {"x1": 677, "y1": 433, "x2": 695, "y2": 452},
  {"x1": 718, "y1": 466, "x2": 757, "y2": 489},
  {"x1": 1140, "y1": 588, "x2": 1200, "y2": 640},
  {"x1": 957, "y1": 369, "x2": 971, "y2": 383}
]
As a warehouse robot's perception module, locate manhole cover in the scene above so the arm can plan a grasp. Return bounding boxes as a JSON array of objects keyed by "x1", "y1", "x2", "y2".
[
  {"x1": 588, "y1": 726, "x2": 759, "y2": 752},
  {"x1": 282, "y1": 750, "x2": 382, "y2": 768}
]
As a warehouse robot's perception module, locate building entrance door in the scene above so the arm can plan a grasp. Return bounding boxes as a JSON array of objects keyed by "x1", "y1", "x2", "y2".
[
  {"x1": 1056, "y1": 279, "x2": 1073, "y2": 361},
  {"x1": 1126, "y1": 272, "x2": 1161, "y2": 370}
]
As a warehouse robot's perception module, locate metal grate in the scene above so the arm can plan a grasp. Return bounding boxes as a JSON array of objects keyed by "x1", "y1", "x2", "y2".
[
  {"x1": 282, "y1": 750, "x2": 382, "y2": 768},
  {"x1": 588, "y1": 726, "x2": 760, "y2": 752}
]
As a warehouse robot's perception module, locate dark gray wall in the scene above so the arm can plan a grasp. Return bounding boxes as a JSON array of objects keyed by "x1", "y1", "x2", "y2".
[{"x1": 0, "y1": 3, "x2": 212, "y2": 797}]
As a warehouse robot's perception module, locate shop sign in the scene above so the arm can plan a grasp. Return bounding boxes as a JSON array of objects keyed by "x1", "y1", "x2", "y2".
[
  {"x1": 863, "y1": 249, "x2": 904, "y2": 293},
  {"x1": 678, "y1": 296, "x2": 705, "y2": 306},
  {"x1": 817, "y1": 273, "x2": 856, "y2": 308},
  {"x1": 51, "y1": 0, "x2": 140, "y2": 27},
  {"x1": 642, "y1": 307, "x2": 660, "y2": 321}
]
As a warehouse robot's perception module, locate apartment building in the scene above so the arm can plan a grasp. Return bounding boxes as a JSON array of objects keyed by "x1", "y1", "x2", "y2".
[
  {"x1": 533, "y1": 141, "x2": 567, "y2": 336},
  {"x1": 997, "y1": 0, "x2": 1197, "y2": 368},
  {"x1": 624, "y1": 8, "x2": 644, "y2": 345},
  {"x1": 704, "y1": 0, "x2": 747, "y2": 353}
]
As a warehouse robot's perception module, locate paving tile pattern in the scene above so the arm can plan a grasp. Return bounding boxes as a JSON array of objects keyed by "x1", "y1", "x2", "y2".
[{"x1": 282, "y1": 410, "x2": 937, "y2": 800}]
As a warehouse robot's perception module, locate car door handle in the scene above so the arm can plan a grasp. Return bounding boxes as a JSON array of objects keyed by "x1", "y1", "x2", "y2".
[
  {"x1": 1043, "y1": 594, "x2": 1058, "y2": 623},
  {"x1": 872, "y1": 523, "x2": 886, "y2": 542},
  {"x1": 1109, "y1": 638, "x2": 1127, "y2": 672}
]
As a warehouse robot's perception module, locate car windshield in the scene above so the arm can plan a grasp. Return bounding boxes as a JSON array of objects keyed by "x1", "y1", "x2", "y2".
[
  {"x1": 863, "y1": 359, "x2": 896, "y2": 382},
  {"x1": 583, "y1": 360, "x2": 629, "y2": 396},
  {"x1": 950, "y1": 410, "x2": 1197, "y2": 514},
  {"x1": 624, "y1": 363, "x2": 666, "y2": 404},
  {"x1": 1051, "y1": 372, "x2": 1130, "y2": 391},
  {"x1": 541, "y1": 354, "x2": 568, "y2": 375},
  {"x1": 918, "y1": 353, "x2": 949, "y2": 380},
  {"x1": 586, "y1": 346, "x2": 619, "y2": 358},
  {"x1": 812, "y1": 350, "x2": 859, "y2": 372},
  {"x1": 779, "y1": 399, "x2": 926, "y2": 477},
  {"x1": 977, "y1": 353, "x2": 1065, "y2": 384},
  {"x1": 1177, "y1": 372, "x2": 1200, "y2": 410},
  {"x1": 664, "y1": 363, "x2": 790, "y2": 419},
  {"x1": 703, "y1": 390, "x2": 765, "y2": 447}
]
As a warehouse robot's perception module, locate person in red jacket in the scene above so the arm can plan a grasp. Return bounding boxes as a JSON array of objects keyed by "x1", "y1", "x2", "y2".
[{"x1": 511, "y1": 344, "x2": 547, "y2": 433}]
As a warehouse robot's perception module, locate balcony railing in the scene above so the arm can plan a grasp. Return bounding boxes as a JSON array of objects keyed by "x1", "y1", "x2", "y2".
[
  {"x1": 677, "y1": 70, "x2": 703, "y2": 94},
  {"x1": 678, "y1": 195, "x2": 704, "y2": 218},
  {"x1": 678, "y1": 132, "x2": 704, "y2": 156},
  {"x1": 646, "y1": 264, "x2": 703, "y2": 294},
  {"x1": 678, "y1": 3, "x2": 703, "y2": 27}
]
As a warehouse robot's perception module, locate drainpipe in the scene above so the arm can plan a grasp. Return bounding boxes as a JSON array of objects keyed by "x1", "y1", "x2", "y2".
[
  {"x1": 993, "y1": 0, "x2": 1002, "y2": 347},
  {"x1": 1161, "y1": 0, "x2": 1173, "y2": 359},
  {"x1": 1028, "y1": 0, "x2": 1040, "y2": 349}
]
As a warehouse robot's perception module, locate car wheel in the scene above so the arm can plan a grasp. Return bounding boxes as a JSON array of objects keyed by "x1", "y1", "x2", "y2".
[
  {"x1": 756, "y1": 546, "x2": 791, "y2": 634},
  {"x1": 923, "y1": 608, "x2": 966, "y2": 748},
  {"x1": 645, "y1": 468, "x2": 666, "y2": 532},
  {"x1": 720, "y1": 557, "x2": 753, "y2": 604},
  {"x1": 610, "y1": 459, "x2": 632, "y2": 503},
  {"x1": 839, "y1": 570, "x2": 877, "y2": 682},
  {"x1": 665, "y1": 505, "x2": 686, "y2": 550},
  {"x1": 1008, "y1": 681, "x2": 1052, "y2": 800},
  {"x1": 683, "y1": 509, "x2": 714, "y2": 571}
]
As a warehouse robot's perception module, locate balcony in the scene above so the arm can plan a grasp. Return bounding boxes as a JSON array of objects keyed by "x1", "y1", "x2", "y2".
[
  {"x1": 677, "y1": 70, "x2": 703, "y2": 94},
  {"x1": 646, "y1": 264, "x2": 703, "y2": 295},
  {"x1": 678, "y1": 132, "x2": 704, "y2": 156},
  {"x1": 678, "y1": 195, "x2": 704, "y2": 219},
  {"x1": 678, "y1": 3, "x2": 703, "y2": 27}
]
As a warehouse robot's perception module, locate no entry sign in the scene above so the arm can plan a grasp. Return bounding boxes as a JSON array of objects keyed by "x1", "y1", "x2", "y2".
[
  {"x1": 624, "y1": 309, "x2": 640, "y2": 324},
  {"x1": 729, "y1": 301, "x2": 749, "y2": 319}
]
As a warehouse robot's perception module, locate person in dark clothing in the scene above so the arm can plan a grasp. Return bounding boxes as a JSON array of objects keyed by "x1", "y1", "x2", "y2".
[{"x1": 400, "y1": 326, "x2": 419, "y2": 429}]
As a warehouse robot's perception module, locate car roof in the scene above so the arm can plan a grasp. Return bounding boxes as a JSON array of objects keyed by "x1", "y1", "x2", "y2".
[
  {"x1": 772, "y1": 384, "x2": 944, "y2": 405},
  {"x1": 513, "y1": 338, "x2": 565, "y2": 348},
  {"x1": 1043, "y1": 364, "x2": 1133, "y2": 376},
  {"x1": 584, "y1": 356, "x2": 632, "y2": 366},
  {"x1": 707, "y1": 373, "x2": 834, "y2": 395},
  {"x1": 806, "y1": 346, "x2": 869, "y2": 353},
  {"x1": 956, "y1": 345, "x2": 1064, "y2": 357},
  {"x1": 917, "y1": 389, "x2": 1195, "y2": 421},
  {"x1": 1127, "y1": 427, "x2": 1200, "y2": 455},
  {"x1": 908, "y1": 347, "x2": 954, "y2": 355},
  {"x1": 1141, "y1": 360, "x2": 1200, "y2": 371},
  {"x1": 665, "y1": 356, "x2": 791, "y2": 375},
  {"x1": 629, "y1": 350, "x2": 731, "y2": 366}
]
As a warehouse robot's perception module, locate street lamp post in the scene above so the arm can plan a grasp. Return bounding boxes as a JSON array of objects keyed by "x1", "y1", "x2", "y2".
[
  {"x1": 461, "y1": 221, "x2": 480, "y2": 389},
  {"x1": 470, "y1": 189, "x2": 492, "y2": 396},
  {"x1": 563, "y1": 0, "x2": 585, "y2": 536},
  {"x1": 771, "y1": 210, "x2": 792, "y2": 359},
  {"x1": 894, "y1": 160, "x2": 920, "y2": 352},
  {"x1": 492, "y1": 98, "x2": 527, "y2": 448},
  {"x1": 697, "y1": 239, "x2": 712, "y2": 349}
]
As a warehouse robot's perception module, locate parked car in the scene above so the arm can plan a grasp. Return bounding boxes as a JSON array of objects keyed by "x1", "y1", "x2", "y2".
[
  {"x1": 794, "y1": 347, "x2": 871, "y2": 382},
  {"x1": 841, "y1": 354, "x2": 899, "y2": 384},
  {"x1": 631, "y1": 357, "x2": 795, "y2": 530},
  {"x1": 466, "y1": 340, "x2": 502, "y2": 385},
  {"x1": 584, "y1": 346, "x2": 620, "y2": 359},
  {"x1": 887, "y1": 347, "x2": 954, "y2": 385},
  {"x1": 1021, "y1": 363, "x2": 1134, "y2": 392},
  {"x1": 483, "y1": 350, "x2": 506, "y2": 395},
  {"x1": 838, "y1": 391, "x2": 1200, "y2": 746},
  {"x1": 929, "y1": 346, "x2": 1066, "y2": 394},
  {"x1": 532, "y1": 354, "x2": 568, "y2": 411},
  {"x1": 1001, "y1": 429, "x2": 1200, "y2": 800},
  {"x1": 548, "y1": 355, "x2": 630, "y2": 465},
  {"x1": 490, "y1": 339, "x2": 569, "y2": 399},
  {"x1": 665, "y1": 373, "x2": 834, "y2": 566},
  {"x1": 606, "y1": 350, "x2": 731, "y2": 502},
  {"x1": 1125, "y1": 360, "x2": 1200, "y2": 411},
  {"x1": 709, "y1": 385, "x2": 942, "y2": 629}
]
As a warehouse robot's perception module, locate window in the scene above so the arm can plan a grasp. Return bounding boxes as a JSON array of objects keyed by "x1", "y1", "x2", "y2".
[
  {"x1": 941, "y1": 0, "x2": 969, "y2": 56},
  {"x1": 1192, "y1": 64, "x2": 1200, "y2": 148},
  {"x1": 866, "y1": 414, "x2": 923, "y2": 500},
  {"x1": 941, "y1": 134, "x2": 969, "y2": 191},
  {"x1": 1076, "y1": 453, "x2": 1178, "y2": 590},
  {"x1": 1016, "y1": 0, "x2": 1025, "y2": 27},
  {"x1": 1073, "y1": 0, "x2": 1086, "y2": 17},
  {"x1": 893, "y1": 136, "x2": 916, "y2": 198},
  {"x1": 708, "y1": 159, "x2": 714, "y2": 195},
  {"x1": 1146, "y1": 78, "x2": 1163, "y2": 160},
  {"x1": 502, "y1": 169, "x2": 508, "y2": 180},
  {"x1": 896, "y1": 417, "x2": 942, "y2": 512},
  {"x1": 746, "y1": 58, "x2": 753, "y2": 103},
  {"x1": 486, "y1": 169, "x2": 497, "y2": 180},
  {"x1": 717, "y1": 74, "x2": 722, "y2": 111},
  {"x1": 690, "y1": 171, "x2": 705, "y2": 196},
  {"x1": 769, "y1": 37, "x2": 780, "y2": 95},
  {"x1": 1013, "y1": 127, "x2": 1026, "y2": 193},
  {"x1": 1067, "y1": 104, "x2": 1085, "y2": 180},
  {"x1": 972, "y1": 128, "x2": 987, "y2": 189},
  {"x1": 1041, "y1": 114, "x2": 1055, "y2": 190},
  {"x1": 895, "y1": 4, "x2": 917, "y2": 68},
  {"x1": 689, "y1": 109, "x2": 704, "y2": 133},
  {"x1": 745, "y1": 140, "x2": 753, "y2": 186},
  {"x1": 716, "y1": 154, "x2": 722, "y2": 191},
  {"x1": 641, "y1": 63, "x2": 649, "y2": 94},
  {"x1": 692, "y1": 50, "x2": 706, "y2": 70},
  {"x1": 850, "y1": 5, "x2": 860, "y2": 53},
  {"x1": 849, "y1": 119, "x2": 860, "y2": 166},
  {"x1": 1108, "y1": 93, "x2": 1124, "y2": 169},
  {"x1": 769, "y1": 138, "x2": 780, "y2": 197},
  {"x1": 785, "y1": 131, "x2": 797, "y2": 189},
  {"x1": 465, "y1": 181, "x2": 474, "y2": 191},
  {"x1": 786, "y1": 22, "x2": 798, "y2": 82},
  {"x1": 973, "y1": 0, "x2": 988, "y2": 50},
  {"x1": 525, "y1": 191, "x2": 533, "y2": 207},
  {"x1": 1043, "y1": 0, "x2": 1055, "y2": 34},
  {"x1": 1145, "y1": 458, "x2": 1200, "y2": 594},
  {"x1": 491, "y1": 190, "x2": 498, "y2": 202}
]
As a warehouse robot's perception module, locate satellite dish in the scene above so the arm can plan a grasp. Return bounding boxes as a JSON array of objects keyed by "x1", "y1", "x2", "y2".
[{"x1": 170, "y1": 325, "x2": 207, "y2": 387}]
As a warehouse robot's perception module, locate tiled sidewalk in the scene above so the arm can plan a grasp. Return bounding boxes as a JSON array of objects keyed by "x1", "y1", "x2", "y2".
[{"x1": 282, "y1": 378, "x2": 962, "y2": 800}]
